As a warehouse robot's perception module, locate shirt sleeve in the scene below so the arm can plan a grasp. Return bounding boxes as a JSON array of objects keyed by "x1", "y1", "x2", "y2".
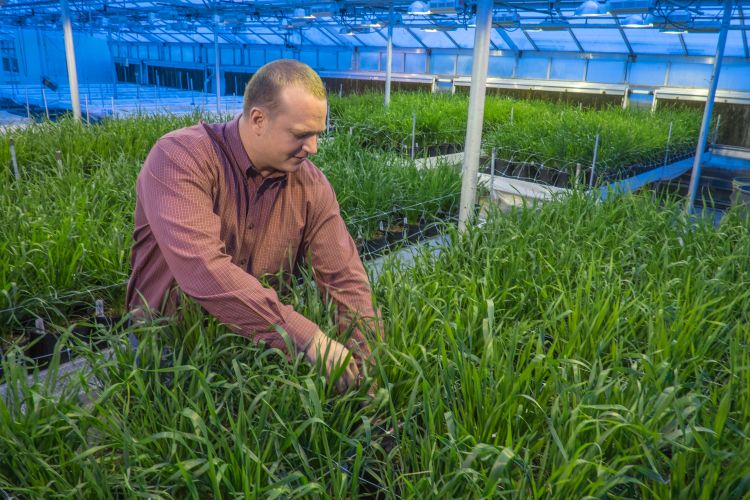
[
  {"x1": 303, "y1": 179, "x2": 384, "y2": 358},
  {"x1": 137, "y1": 140, "x2": 320, "y2": 352}
]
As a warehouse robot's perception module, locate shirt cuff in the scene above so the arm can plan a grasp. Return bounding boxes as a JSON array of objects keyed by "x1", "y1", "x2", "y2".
[{"x1": 278, "y1": 312, "x2": 320, "y2": 353}]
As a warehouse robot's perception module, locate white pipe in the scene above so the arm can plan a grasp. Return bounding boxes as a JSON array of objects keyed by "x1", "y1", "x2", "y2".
[
  {"x1": 60, "y1": 0, "x2": 81, "y2": 121},
  {"x1": 214, "y1": 28, "x2": 221, "y2": 114},
  {"x1": 458, "y1": 0, "x2": 493, "y2": 231},
  {"x1": 385, "y1": 14, "x2": 394, "y2": 108}
]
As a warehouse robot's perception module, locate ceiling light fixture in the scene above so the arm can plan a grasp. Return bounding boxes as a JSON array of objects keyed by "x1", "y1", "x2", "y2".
[
  {"x1": 621, "y1": 14, "x2": 653, "y2": 28},
  {"x1": 575, "y1": 0, "x2": 610, "y2": 17},
  {"x1": 408, "y1": 1, "x2": 431, "y2": 15}
]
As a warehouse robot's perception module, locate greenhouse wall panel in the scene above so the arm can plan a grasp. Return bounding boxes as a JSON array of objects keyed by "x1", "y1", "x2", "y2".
[
  {"x1": 516, "y1": 56, "x2": 549, "y2": 79},
  {"x1": 181, "y1": 45, "x2": 193, "y2": 63},
  {"x1": 300, "y1": 49, "x2": 317, "y2": 68},
  {"x1": 431, "y1": 53, "x2": 456, "y2": 75},
  {"x1": 317, "y1": 50, "x2": 337, "y2": 70},
  {"x1": 669, "y1": 62, "x2": 711, "y2": 88},
  {"x1": 718, "y1": 65, "x2": 750, "y2": 92},
  {"x1": 220, "y1": 47, "x2": 235, "y2": 65},
  {"x1": 249, "y1": 47, "x2": 264, "y2": 67},
  {"x1": 359, "y1": 51, "x2": 380, "y2": 71},
  {"x1": 337, "y1": 50, "x2": 353, "y2": 71},
  {"x1": 267, "y1": 47, "x2": 283, "y2": 63},
  {"x1": 15, "y1": 28, "x2": 112, "y2": 85},
  {"x1": 404, "y1": 52, "x2": 427, "y2": 73},
  {"x1": 628, "y1": 61, "x2": 668, "y2": 86},
  {"x1": 587, "y1": 60, "x2": 626, "y2": 84},
  {"x1": 488, "y1": 55, "x2": 514, "y2": 77},
  {"x1": 550, "y1": 58, "x2": 585, "y2": 81},
  {"x1": 457, "y1": 55, "x2": 473, "y2": 76},
  {"x1": 380, "y1": 52, "x2": 405, "y2": 73}
]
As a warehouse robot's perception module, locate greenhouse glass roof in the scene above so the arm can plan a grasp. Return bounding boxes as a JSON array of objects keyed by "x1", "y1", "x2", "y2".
[{"x1": 0, "y1": 1, "x2": 747, "y2": 58}]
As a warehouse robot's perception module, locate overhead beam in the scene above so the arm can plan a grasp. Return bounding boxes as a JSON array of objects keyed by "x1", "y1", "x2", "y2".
[
  {"x1": 522, "y1": 29, "x2": 540, "y2": 51},
  {"x1": 567, "y1": 28, "x2": 584, "y2": 52},
  {"x1": 495, "y1": 28, "x2": 519, "y2": 54},
  {"x1": 678, "y1": 34, "x2": 688, "y2": 56}
]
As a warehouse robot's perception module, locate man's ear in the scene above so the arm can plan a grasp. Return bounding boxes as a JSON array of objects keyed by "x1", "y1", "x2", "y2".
[{"x1": 248, "y1": 106, "x2": 266, "y2": 133}]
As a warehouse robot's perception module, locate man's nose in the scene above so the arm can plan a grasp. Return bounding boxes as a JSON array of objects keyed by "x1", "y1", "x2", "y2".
[{"x1": 302, "y1": 135, "x2": 318, "y2": 155}]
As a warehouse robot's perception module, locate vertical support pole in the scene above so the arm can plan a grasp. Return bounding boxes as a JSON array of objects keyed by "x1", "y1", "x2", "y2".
[
  {"x1": 107, "y1": 30, "x2": 118, "y2": 100},
  {"x1": 687, "y1": 0, "x2": 732, "y2": 213},
  {"x1": 622, "y1": 86, "x2": 629, "y2": 109},
  {"x1": 384, "y1": 9, "x2": 394, "y2": 108},
  {"x1": 60, "y1": 0, "x2": 82, "y2": 121},
  {"x1": 9, "y1": 139, "x2": 20, "y2": 181},
  {"x1": 458, "y1": 0, "x2": 493, "y2": 231},
  {"x1": 589, "y1": 134, "x2": 600, "y2": 189},
  {"x1": 651, "y1": 92, "x2": 658, "y2": 113},
  {"x1": 664, "y1": 122, "x2": 673, "y2": 167},
  {"x1": 25, "y1": 90, "x2": 30, "y2": 119},
  {"x1": 490, "y1": 147, "x2": 496, "y2": 200},
  {"x1": 234, "y1": 75, "x2": 238, "y2": 97},
  {"x1": 42, "y1": 88, "x2": 49, "y2": 120},
  {"x1": 410, "y1": 111, "x2": 417, "y2": 160},
  {"x1": 85, "y1": 94, "x2": 90, "y2": 125},
  {"x1": 214, "y1": 28, "x2": 221, "y2": 114},
  {"x1": 711, "y1": 113, "x2": 722, "y2": 147},
  {"x1": 326, "y1": 102, "x2": 331, "y2": 134},
  {"x1": 339, "y1": 83, "x2": 343, "y2": 97}
]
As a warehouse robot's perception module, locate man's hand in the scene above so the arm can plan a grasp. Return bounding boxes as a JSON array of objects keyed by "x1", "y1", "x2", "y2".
[{"x1": 304, "y1": 330, "x2": 360, "y2": 393}]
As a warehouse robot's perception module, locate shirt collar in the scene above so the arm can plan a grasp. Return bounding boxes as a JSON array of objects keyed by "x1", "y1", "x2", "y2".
[{"x1": 225, "y1": 114, "x2": 287, "y2": 183}]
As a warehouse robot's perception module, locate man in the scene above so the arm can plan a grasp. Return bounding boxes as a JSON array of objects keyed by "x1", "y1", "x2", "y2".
[{"x1": 126, "y1": 59, "x2": 381, "y2": 392}]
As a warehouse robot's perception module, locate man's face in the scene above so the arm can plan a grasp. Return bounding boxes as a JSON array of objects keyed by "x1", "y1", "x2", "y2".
[{"x1": 250, "y1": 86, "x2": 327, "y2": 175}]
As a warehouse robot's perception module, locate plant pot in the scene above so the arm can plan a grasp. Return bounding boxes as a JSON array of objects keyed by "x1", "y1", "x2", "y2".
[
  {"x1": 385, "y1": 227, "x2": 407, "y2": 245},
  {"x1": 512, "y1": 163, "x2": 531, "y2": 180},
  {"x1": 535, "y1": 166, "x2": 556, "y2": 185},
  {"x1": 735, "y1": 183, "x2": 750, "y2": 206},
  {"x1": 556, "y1": 171, "x2": 570, "y2": 188},
  {"x1": 364, "y1": 236, "x2": 389, "y2": 257},
  {"x1": 405, "y1": 223, "x2": 423, "y2": 242}
]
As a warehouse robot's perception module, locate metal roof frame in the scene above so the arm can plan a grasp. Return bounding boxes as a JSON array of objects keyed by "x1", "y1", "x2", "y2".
[{"x1": 0, "y1": 1, "x2": 748, "y2": 58}]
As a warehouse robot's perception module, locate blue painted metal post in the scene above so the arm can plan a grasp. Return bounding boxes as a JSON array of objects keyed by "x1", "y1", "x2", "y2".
[
  {"x1": 458, "y1": 0, "x2": 493, "y2": 231},
  {"x1": 686, "y1": 0, "x2": 733, "y2": 213}
]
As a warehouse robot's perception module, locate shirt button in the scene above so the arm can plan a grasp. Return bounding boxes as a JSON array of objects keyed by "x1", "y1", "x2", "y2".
[
  {"x1": 247, "y1": 223, "x2": 254, "y2": 230},
  {"x1": 239, "y1": 258, "x2": 247, "y2": 266}
]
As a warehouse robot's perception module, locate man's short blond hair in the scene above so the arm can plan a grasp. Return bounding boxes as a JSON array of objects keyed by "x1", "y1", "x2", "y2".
[{"x1": 243, "y1": 59, "x2": 326, "y2": 116}]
